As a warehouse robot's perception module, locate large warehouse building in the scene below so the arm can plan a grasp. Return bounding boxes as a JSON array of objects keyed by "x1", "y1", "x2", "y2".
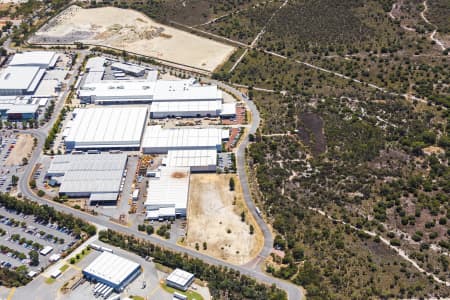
[
  {"x1": 164, "y1": 149, "x2": 217, "y2": 172},
  {"x1": 64, "y1": 107, "x2": 148, "y2": 151},
  {"x1": 9, "y1": 51, "x2": 59, "y2": 69},
  {"x1": 83, "y1": 252, "x2": 141, "y2": 293},
  {"x1": 145, "y1": 167, "x2": 190, "y2": 220},
  {"x1": 78, "y1": 78, "x2": 223, "y2": 105},
  {"x1": 141, "y1": 125, "x2": 229, "y2": 154},
  {"x1": 0, "y1": 66, "x2": 46, "y2": 96},
  {"x1": 46, "y1": 153, "x2": 127, "y2": 201},
  {"x1": 150, "y1": 100, "x2": 222, "y2": 119}
]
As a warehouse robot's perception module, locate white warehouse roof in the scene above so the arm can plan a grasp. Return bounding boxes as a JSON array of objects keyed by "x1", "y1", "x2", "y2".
[
  {"x1": 0, "y1": 66, "x2": 46, "y2": 92},
  {"x1": 83, "y1": 252, "x2": 140, "y2": 286},
  {"x1": 153, "y1": 81, "x2": 222, "y2": 102},
  {"x1": 111, "y1": 62, "x2": 145, "y2": 75},
  {"x1": 47, "y1": 153, "x2": 127, "y2": 196},
  {"x1": 145, "y1": 167, "x2": 190, "y2": 214},
  {"x1": 65, "y1": 107, "x2": 148, "y2": 149},
  {"x1": 166, "y1": 268, "x2": 195, "y2": 287},
  {"x1": 10, "y1": 51, "x2": 58, "y2": 68},
  {"x1": 142, "y1": 125, "x2": 229, "y2": 153},
  {"x1": 150, "y1": 100, "x2": 222, "y2": 114},
  {"x1": 166, "y1": 149, "x2": 217, "y2": 168}
]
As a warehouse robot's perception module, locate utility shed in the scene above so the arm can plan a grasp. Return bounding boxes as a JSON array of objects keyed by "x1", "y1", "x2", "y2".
[
  {"x1": 83, "y1": 252, "x2": 141, "y2": 292},
  {"x1": 141, "y1": 125, "x2": 229, "y2": 154},
  {"x1": 9, "y1": 51, "x2": 59, "y2": 69},
  {"x1": 145, "y1": 167, "x2": 190, "y2": 218},
  {"x1": 64, "y1": 107, "x2": 147, "y2": 151},
  {"x1": 166, "y1": 268, "x2": 195, "y2": 291},
  {"x1": 47, "y1": 153, "x2": 127, "y2": 199}
]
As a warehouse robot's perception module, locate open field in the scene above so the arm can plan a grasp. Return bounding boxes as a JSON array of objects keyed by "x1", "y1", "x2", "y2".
[
  {"x1": 187, "y1": 174, "x2": 262, "y2": 265},
  {"x1": 5, "y1": 134, "x2": 33, "y2": 166},
  {"x1": 31, "y1": 5, "x2": 235, "y2": 72}
]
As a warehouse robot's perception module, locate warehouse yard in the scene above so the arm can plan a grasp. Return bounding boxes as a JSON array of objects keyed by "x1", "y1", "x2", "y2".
[
  {"x1": 187, "y1": 174, "x2": 262, "y2": 265},
  {"x1": 31, "y1": 5, "x2": 235, "y2": 72}
]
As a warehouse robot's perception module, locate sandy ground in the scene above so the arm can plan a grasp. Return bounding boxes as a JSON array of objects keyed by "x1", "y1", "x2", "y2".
[
  {"x1": 5, "y1": 134, "x2": 33, "y2": 166},
  {"x1": 187, "y1": 174, "x2": 263, "y2": 265},
  {"x1": 32, "y1": 5, "x2": 236, "y2": 72}
]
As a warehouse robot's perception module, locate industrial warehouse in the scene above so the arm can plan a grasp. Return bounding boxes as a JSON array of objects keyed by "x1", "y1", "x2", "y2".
[
  {"x1": 145, "y1": 167, "x2": 190, "y2": 220},
  {"x1": 46, "y1": 153, "x2": 127, "y2": 203},
  {"x1": 77, "y1": 56, "x2": 236, "y2": 119},
  {"x1": 141, "y1": 125, "x2": 229, "y2": 154},
  {"x1": 83, "y1": 251, "x2": 141, "y2": 294},
  {"x1": 0, "y1": 50, "x2": 65, "y2": 120},
  {"x1": 64, "y1": 106, "x2": 148, "y2": 151}
]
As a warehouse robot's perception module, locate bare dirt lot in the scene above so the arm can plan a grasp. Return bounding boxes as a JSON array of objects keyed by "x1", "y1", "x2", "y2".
[
  {"x1": 5, "y1": 134, "x2": 33, "y2": 166},
  {"x1": 187, "y1": 174, "x2": 263, "y2": 265},
  {"x1": 31, "y1": 5, "x2": 236, "y2": 72}
]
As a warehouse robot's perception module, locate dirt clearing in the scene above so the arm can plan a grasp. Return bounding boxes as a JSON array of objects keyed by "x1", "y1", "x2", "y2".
[
  {"x1": 5, "y1": 134, "x2": 33, "y2": 166},
  {"x1": 187, "y1": 174, "x2": 263, "y2": 265},
  {"x1": 32, "y1": 5, "x2": 236, "y2": 72}
]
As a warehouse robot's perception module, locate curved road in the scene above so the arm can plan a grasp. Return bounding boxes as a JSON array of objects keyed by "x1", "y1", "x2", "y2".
[{"x1": 16, "y1": 57, "x2": 303, "y2": 299}]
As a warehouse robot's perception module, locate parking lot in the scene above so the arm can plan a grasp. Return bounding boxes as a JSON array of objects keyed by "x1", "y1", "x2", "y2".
[
  {"x1": 0, "y1": 206, "x2": 80, "y2": 273},
  {"x1": 0, "y1": 132, "x2": 19, "y2": 193},
  {"x1": 217, "y1": 152, "x2": 235, "y2": 172}
]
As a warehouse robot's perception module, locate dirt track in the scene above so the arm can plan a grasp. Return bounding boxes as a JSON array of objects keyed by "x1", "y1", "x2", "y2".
[{"x1": 187, "y1": 174, "x2": 263, "y2": 265}]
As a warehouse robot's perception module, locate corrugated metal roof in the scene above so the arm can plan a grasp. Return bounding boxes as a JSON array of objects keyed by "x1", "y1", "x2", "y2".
[
  {"x1": 166, "y1": 149, "x2": 217, "y2": 168},
  {"x1": 83, "y1": 252, "x2": 140, "y2": 286},
  {"x1": 142, "y1": 125, "x2": 228, "y2": 152},
  {"x1": 145, "y1": 167, "x2": 190, "y2": 210},
  {"x1": 150, "y1": 100, "x2": 222, "y2": 113},
  {"x1": 65, "y1": 107, "x2": 147, "y2": 149}
]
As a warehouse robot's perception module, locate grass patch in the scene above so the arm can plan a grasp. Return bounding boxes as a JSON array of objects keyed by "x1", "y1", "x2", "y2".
[
  {"x1": 68, "y1": 247, "x2": 91, "y2": 265},
  {"x1": 130, "y1": 296, "x2": 145, "y2": 300},
  {"x1": 154, "y1": 263, "x2": 172, "y2": 273},
  {"x1": 45, "y1": 277, "x2": 56, "y2": 284},
  {"x1": 59, "y1": 264, "x2": 69, "y2": 272},
  {"x1": 161, "y1": 283, "x2": 203, "y2": 300}
]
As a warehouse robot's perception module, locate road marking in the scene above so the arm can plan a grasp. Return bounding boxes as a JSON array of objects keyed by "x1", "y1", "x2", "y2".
[
  {"x1": 148, "y1": 284, "x2": 161, "y2": 298},
  {"x1": 7, "y1": 287, "x2": 16, "y2": 300}
]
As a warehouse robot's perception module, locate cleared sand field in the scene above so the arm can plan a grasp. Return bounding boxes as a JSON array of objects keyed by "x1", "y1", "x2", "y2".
[
  {"x1": 5, "y1": 134, "x2": 33, "y2": 166},
  {"x1": 186, "y1": 174, "x2": 263, "y2": 265},
  {"x1": 31, "y1": 5, "x2": 236, "y2": 72}
]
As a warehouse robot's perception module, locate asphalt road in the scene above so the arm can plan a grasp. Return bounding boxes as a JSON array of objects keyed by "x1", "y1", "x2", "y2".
[{"x1": 15, "y1": 53, "x2": 303, "y2": 299}]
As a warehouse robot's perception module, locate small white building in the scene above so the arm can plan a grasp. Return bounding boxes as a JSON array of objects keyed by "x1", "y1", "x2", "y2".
[{"x1": 166, "y1": 268, "x2": 195, "y2": 292}]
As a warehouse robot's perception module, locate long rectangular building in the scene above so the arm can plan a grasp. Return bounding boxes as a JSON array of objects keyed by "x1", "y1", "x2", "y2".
[
  {"x1": 78, "y1": 79, "x2": 222, "y2": 105},
  {"x1": 150, "y1": 100, "x2": 222, "y2": 119},
  {"x1": 46, "y1": 153, "x2": 127, "y2": 199},
  {"x1": 165, "y1": 149, "x2": 217, "y2": 172},
  {"x1": 0, "y1": 66, "x2": 46, "y2": 96},
  {"x1": 141, "y1": 125, "x2": 229, "y2": 154},
  {"x1": 64, "y1": 107, "x2": 148, "y2": 151},
  {"x1": 9, "y1": 51, "x2": 59, "y2": 69}
]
